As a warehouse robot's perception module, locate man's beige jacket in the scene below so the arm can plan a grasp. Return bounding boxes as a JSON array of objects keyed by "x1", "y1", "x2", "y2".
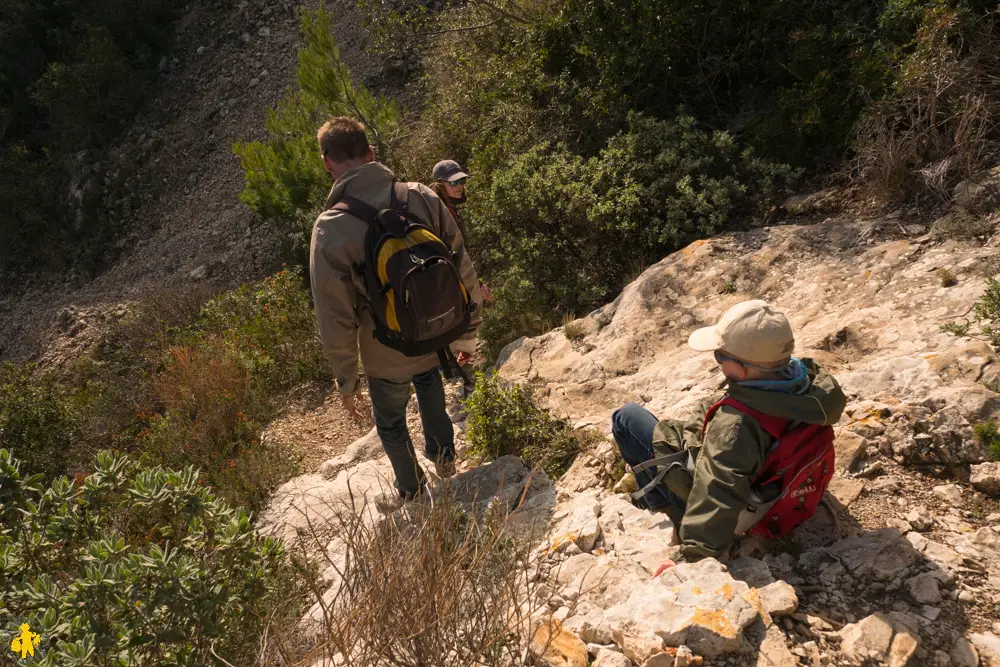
[{"x1": 310, "y1": 162, "x2": 483, "y2": 393}]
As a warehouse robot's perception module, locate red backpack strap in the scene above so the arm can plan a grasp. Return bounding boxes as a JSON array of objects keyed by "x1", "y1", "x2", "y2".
[{"x1": 702, "y1": 397, "x2": 790, "y2": 439}]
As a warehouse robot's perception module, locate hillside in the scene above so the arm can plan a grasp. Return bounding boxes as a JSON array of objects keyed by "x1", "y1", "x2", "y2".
[
  {"x1": 5, "y1": 0, "x2": 1000, "y2": 664},
  {"x1": 261, "y1": 212, "x2": 1000, "y2": 666},
  {"x1": 0, "y1": 0, "x2": 384, "y2": 365}
]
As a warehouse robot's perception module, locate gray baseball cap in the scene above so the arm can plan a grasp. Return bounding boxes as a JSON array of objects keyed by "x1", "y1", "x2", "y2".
[{"x1": 432, "y1": 159, "x2": 470, "y2": 182}]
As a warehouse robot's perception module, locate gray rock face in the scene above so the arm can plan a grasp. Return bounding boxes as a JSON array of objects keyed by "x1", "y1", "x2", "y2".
[
  {"x1": 907, "y1": 572, "x2": 944, "y2": 604},
  {"x1": 889, "y1": 628, "x2": 921, "y2": 667},
  {"x1": 972, "y1": 462, "x2": 1000, "y2": 496},
  {"x1": 809, "y1": 528, "x2": 920, "y2": 581},
  {"x1": 952, "y1": 637, "x2": 980, "y2": 667},
  {"x1": 906, "y1": 508, "x2": 934, "y2": 532},
  {"x1": 955, "y1": 165, "x2": 1000, "y2": 213},
  {"x1": 601, "y1": 559, "x2": 761, "y2": 658},
  {"x1": 592, "y1": 649, "x2": 632, "y2": 667},
  {"x1": 973, "y1": 632, "x2": 1000, "y2": 667},
  {"x1": 840, "y1": 613, "x2": 895, "y2": 662},
  {"x1": 933, "y1": 484, "x2": 964, "y2": 505},
  {"x1": 759, "y1": 581, "x2": 798, "y2": 617}
]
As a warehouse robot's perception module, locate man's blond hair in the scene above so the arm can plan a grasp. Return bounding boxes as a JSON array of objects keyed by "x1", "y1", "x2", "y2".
[{"x1": 317, "y1": 117, "x2": 370, "y2": 162}]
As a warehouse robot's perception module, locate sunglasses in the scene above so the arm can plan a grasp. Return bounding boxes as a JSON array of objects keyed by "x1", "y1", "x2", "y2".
[
  {"x1": 447, "y1": 178, "x2": 467, "y2": 186},
  {"x1": 714, "y1": 350, "x2": 786, "y2": 371}
]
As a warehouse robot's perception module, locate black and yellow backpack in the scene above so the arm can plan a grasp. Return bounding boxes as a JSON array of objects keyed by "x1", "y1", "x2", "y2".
[{"x1": 333, "y1": 182, "x2": 472, "y2": 358}]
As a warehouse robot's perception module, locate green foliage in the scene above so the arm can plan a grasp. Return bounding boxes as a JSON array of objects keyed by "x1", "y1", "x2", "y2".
[
  {"x1": 540, "y1": 0, "x2": 888, "y2": 165},
  {"x1": 234, "y1": 6, "x2": 401, "y2": 261},
  {"x1": 472, "y1": 113, "x2": 798, "y2": 356},
  {"x1": 973, "y1": 420, "x2": 1000, "y2": 460},
  {"x1": 0, "y1": 448, "x2": 297, "y2": 667},
  {"x1": 29, "y1": 27, "x2": 146, "y2": 151},
  {"x1": 465, "y1": 373, "x2": 581, "y2": 477},
  {"x1": 0, "y1": 270, "x2": 324, "y2": 510},
  {"x1": 941, "y1": 321, "x2": 971, "y2": 336},
  {"x1": 563, "y1": 319, "x2": 585, "y2": 341},
  {"x1": 855, "y1": 5, "x2": 1000, "y2": 203},
  {"x1": 0, "y1": 364, "x2": 75, "y2": 479},
  {"x1": 720, "y1": 280, "x2": 738, "y2": 295},
  {"x1": 975, "y1": 278, "x2": 1000, "y2": 350}
]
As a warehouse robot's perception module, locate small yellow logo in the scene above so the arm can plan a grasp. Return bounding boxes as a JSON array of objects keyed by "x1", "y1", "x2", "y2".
[{"x1": 10, "y1": 623, "x2": 41, "y2": 660}]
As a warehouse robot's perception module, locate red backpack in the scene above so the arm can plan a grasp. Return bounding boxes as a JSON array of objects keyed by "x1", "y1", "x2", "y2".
[{"x1": 703, "y1": 397, "x2": 835, "y2": 539}]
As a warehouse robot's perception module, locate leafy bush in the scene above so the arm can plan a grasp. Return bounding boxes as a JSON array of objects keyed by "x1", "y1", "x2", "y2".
[
  {"x1": 973, "y1": 420, "x2": 1000, "y2": 460},
  {"x1": 0, "y1": 270, "x2": 325, "y2": 510},
  {"x1": 130, "y1": 269, "x2": 324, "y2": 509},
  {"x1": 0, "y1": 364, "x2": 77, "y2": 480},
  {"x1": 472, "y1": 113, "x2": 798, "y2": 356},
  {"x1": 465, "y1": 372, "x2": 581, "y2": 477},
  {"x1": 235, "y1": 7, "x2": 401, "y2": 262},
  {"x1": 974, "y1": 277, "x2": 1000, "y2": 350},
  {"x1": 0, "y1": 448, "x2": 297, "y2": 667},
  {"x1": 941, "y1": 321, "x2": 971, "y2": 336}
]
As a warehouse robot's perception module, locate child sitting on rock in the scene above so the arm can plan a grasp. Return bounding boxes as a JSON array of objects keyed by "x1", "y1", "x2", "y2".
[{"x1": 611, "y1": 300, "x2": 846, "y2": 565}]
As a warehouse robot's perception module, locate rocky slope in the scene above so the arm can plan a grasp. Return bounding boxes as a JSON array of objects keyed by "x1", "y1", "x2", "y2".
[
  {"x1": 260, "y1": 212, "x2": 1000, "y2": 667},
  {"x1": 0, "y1": 0, "x2": 390, "y2": 365}
]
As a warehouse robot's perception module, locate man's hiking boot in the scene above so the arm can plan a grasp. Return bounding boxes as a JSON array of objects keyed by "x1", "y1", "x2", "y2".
[
  {"x1": 434, "y1": 459, "x2": 457, "y2": 479},
  {"x1": 375, "y1": 486, "x2": 427, "y2": 514}
]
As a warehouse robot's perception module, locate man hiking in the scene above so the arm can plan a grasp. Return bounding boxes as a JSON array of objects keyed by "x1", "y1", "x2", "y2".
[{"x1": 310, "y1": 117, "x2": 484, "y2": 511}]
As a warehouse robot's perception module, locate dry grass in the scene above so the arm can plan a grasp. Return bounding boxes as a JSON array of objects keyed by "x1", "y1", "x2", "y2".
[
  {"x1": 931, "y1": 210, "x2": 996, "y2": 240},
  {"x1": 562, "y1": 313, "x2": 586, "y2": 341},
  {"x1": 154, "y1": 344, "x2": 255, "y2": 438},
  {"x1": 938, "y1": 268, "x2": 958, "y2": 287},
  {"x1": 268, "y1": 487, "x2": 552, "y2": 667},
  {"x1": 853, "y1": 9, "x2": 1000, "y2": 206}
]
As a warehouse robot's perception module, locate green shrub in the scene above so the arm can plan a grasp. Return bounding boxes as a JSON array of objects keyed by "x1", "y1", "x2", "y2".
[
  {"x1": 235, "y1": 7, "x2": 401, "y2": 262},
  {"x1": 0, "y1": 448, "x2": 298, "y2": 667},
  {"x1": 941, "y1": 321, "x2": 971, "y2": 336},
  {"x1": 135, "y1": 269, "x2": 322, "y2": 509},
  {"x1": 0, "y1": 270, "x2": 323, "y2": 511},
  {"x1": 973, "y1": 420, "x2": 1000, "y2": 460},
  {"x1": 563, "y1": 317, "x2": 586, "y2": 341},
  {"x1": 0, "y1": 364, "x2": 76, "y2": 479},
  {"x1": 472, "y1": 113, "x2": 797, "y2": 356},
  {"x1": 974, "y1": 277, "x2": 1000, "y2": 350},
  {"x1": 465, "y1": 373, "x2": 581, "y2": 477}
]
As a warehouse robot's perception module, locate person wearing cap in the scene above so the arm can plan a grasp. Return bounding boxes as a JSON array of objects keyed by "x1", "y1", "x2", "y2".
[
  {"x1": 430, "y1": 160, "x2": 491, "y2": 303},
  {"x1": 610, "y1": 300, "x2": 846, "y2": 564},
  {"x1": 431, "y1": 160, "x2": 492, "y2": 399},
  {"x1": 310, "y1": 118, "x2": 484, "y2": 512}
]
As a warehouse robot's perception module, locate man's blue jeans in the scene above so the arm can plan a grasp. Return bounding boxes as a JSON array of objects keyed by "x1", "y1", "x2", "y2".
[
  {"x1": 367, "y1": 367, "x2": 455, "y2": 498},
  {"x1": 611, "y1": 403, "x2": 687, "y2": 514}
]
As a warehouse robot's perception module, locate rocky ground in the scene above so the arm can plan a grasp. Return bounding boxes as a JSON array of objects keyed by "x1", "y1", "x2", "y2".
[
  {"x1": 260, "y1": 211, "x2": 1000, "y2": 666},
  {"x1": 0, "y1": 0, "x2": 394, "y2": 366}
]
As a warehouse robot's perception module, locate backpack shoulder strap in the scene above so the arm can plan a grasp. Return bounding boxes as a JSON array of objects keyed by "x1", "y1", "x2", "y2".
[
  {"x1": 332, "y1": 196, "x2": 379, "y2": 224},
  {"x1": 391, "y1": 181, "x2": 410, "y2": 211},
  {"x1": 702, "y1": 397, "x2": 790, "y2": 439},
  {"x1": 332, "y1": 182, "x2": 409, "y2": 223}
]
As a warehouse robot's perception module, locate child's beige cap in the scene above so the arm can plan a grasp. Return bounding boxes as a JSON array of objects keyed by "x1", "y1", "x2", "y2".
[{"x1": 688, "y1": 300, "x2": 795, "y2": 366}]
